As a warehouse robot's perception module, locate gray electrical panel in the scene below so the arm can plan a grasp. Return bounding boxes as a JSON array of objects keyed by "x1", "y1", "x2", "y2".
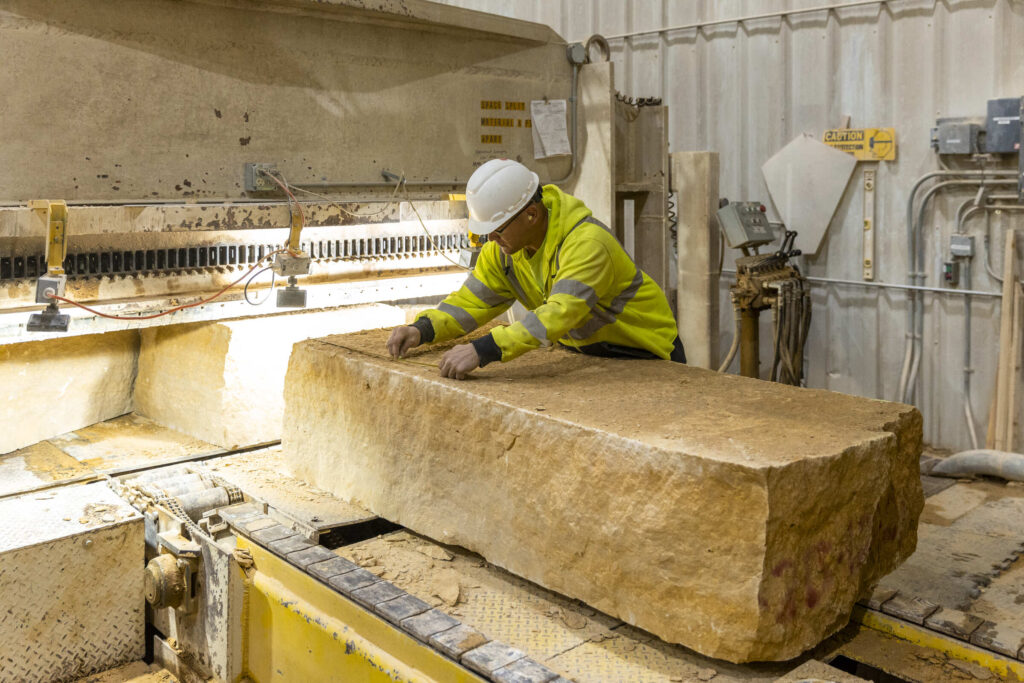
[
  {"x1": 950, "y1": 234, "x2": 974, "y2": 258},
  {"x1": 717, "y1": 201, "x2": 774, "y2": 249},
  {"x1": 931, "y1": 118, "x2": 983, "y2": 155},
  {"x1": 985, "y1": 97, "x2": 1022, "y2": 154}
]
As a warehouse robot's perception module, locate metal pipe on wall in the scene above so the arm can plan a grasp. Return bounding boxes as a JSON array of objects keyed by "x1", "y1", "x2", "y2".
[
  {"x1": 958, "y1": 203, "x2": 1024, "y2": 447},
  {"x1": 600, "y1": 0, "x2": 893, "y2": 41},
  {"x1": 899, "y1": 172, "x2": 1017, "y2": 404},
  {"x1": 739, "y1": 309, "x2": 760, "y2": 378},
  {"x1": 963, "y1": 259, "x2": 979, "y2": 449},
  {"x1": 721, "y1": 270, "x2": 1004, "y2": 298},
  {"x1": 908, "y1": 179, "x2": 1018, "y2": 404}
]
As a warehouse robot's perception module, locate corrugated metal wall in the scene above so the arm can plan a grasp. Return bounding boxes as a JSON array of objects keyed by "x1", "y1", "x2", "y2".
[{"x1": 439, "y1": 0, "x2": 1024, "y2": 450}]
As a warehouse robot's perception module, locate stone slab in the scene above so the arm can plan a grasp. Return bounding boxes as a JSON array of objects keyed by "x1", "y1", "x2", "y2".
[
  {"x1": 135, "y1": 304, "x2": 403, "y2": 449},
  {"x1": 0, "y1": 330, "x2": 138, "y2": 456},
  {"x1": 282, "y1": 327, "x2": 924, "y2": 662}
]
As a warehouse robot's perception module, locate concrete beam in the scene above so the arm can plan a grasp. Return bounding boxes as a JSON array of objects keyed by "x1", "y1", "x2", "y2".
[{"x1": 672, "y1": 151, "x2": 721, "y2": 370}]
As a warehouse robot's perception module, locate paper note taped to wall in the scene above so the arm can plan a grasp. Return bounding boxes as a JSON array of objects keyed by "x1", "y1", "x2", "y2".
[{"x1": 531, "y1": 100, "x2": 571, "y2": 159}]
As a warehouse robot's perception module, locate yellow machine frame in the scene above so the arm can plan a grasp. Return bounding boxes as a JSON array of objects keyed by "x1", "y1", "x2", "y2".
[{"x1": 240, "y1": 539, "x2": 481, "y2": 682}]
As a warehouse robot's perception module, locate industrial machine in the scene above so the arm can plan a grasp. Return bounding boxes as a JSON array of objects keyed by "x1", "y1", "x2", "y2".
[
  {"x1": 2, "y1": 2, "x2": 1024, "y2": 683},
  {"x1": 716, "y1": 200, "x2": 811, "y2": 385}
]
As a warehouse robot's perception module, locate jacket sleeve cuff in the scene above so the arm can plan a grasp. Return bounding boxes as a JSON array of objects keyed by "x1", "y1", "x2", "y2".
[
  {"x1": 410, "y1": 317, "x2": 435, "y2": 344},
  {"x1": 471, "y1": 333, "x2": 502, "y2": 367}
]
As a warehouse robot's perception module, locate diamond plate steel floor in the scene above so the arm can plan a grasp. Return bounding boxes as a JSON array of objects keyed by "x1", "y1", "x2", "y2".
[{"x1": 0, "y1": 482, "x2": 145, "y2": 682}]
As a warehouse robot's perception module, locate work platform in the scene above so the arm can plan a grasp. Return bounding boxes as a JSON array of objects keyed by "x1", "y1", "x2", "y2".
[{"x1": 3, "y1": 416, "x2": 1022, "y2": 682}]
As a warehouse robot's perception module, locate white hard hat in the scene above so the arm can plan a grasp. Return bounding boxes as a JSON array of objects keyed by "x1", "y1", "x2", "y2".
[{"x1": 465, "y1": 159, "x2": 540, "y2": 235}]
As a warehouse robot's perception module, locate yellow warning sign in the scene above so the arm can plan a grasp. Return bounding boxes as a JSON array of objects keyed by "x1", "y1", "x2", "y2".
[{"x1": 822, "y1": 128, "x2": 897, "y2": 161}]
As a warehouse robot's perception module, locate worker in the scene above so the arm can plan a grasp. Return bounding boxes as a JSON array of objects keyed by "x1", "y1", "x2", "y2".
[{"x1": 386, "y1": 158, "x2": 684, "y2": 379}]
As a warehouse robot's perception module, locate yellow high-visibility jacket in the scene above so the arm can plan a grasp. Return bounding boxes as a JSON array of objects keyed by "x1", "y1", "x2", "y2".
[{"x1": 412, "y1": 185, "x2": 679, "y2": 365}]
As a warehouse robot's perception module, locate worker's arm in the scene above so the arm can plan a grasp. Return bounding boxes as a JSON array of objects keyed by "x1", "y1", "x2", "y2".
[
  {"x1": 475, "y1": 236, "x2": 616, "y2": 365},
  {"x1": 409, "y1": 243, "x2": 516, "y2": 347}
]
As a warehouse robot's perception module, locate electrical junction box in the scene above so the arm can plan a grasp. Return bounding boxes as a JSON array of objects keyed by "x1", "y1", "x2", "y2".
[
  {"x1": 985, "y1": 97, "x2": 1022, "y2": 154},
  {"x1": 0, "y1": 482, "x2": 144, "y2": 681},
  {"x1": 717, "y1": 201, "x2": 774, "y2": 250},
  {"x1": 931, "y1": 118, "x2": 982, "y2": 155},
  {"x1": 950, "y1": 234, "x2": 975, "y2": 258},
  {"x1": 244, "y1": 162, "x2": 279, "y2": 192},
  {"x1": 943, "y1": 261, "x2": 960, "y2": 286}
]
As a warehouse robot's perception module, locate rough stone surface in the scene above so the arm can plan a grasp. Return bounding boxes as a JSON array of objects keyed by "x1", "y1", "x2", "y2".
[
  {"x1": 282, "y1": 327, "x2": 924, "y2": 663},
  {"x1": 135, "y1": 305, "x2": 403, "y2": 448},
  {"x1": 0, "y1": 330, "x2": 138, "y2": 455}
]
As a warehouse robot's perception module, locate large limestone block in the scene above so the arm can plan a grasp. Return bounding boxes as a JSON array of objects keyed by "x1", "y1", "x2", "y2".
[
  {"x1": 282, "y1": 328, "x2": 923, "y2": 663},
  {"x1": 0, "y1": 331, "x2": 138, "y2": 455},
  {"x1": 135, "y1": 305, "x2": 404, "y2": 449}
]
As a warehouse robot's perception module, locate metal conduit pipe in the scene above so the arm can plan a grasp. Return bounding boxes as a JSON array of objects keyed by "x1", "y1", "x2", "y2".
[
  {"x1": 907, "y1": 180, "x2": 1018, "y2": 404},
  {"x1": 600, "y1": 0, "x2": 892, "y2": 41},
  {"x1": 962, "y1": 259, "x2": 980, "y2": 449},
  {"x1": 550, "y1": 61, "x2": 582, "y2": 185},
  {"x1": 898, "y1": 171, "x2": 1015, "y2": 404},
  {"x1": 900, "y1": 172, "x2": 1017, "y2": 397},
  {"x1": 986, "y1": 210, "x2": 1000, "y2": 283},
  {"x1": 980, "y1": 201, "x2": 1024, "y2": 283},
  {"x1": 550, "y1": 36, "x2": 608, "y2": 186},
  {"x1": 720, "y1": 270, "x2": 1003, "y2": 297},
  {"x1": 959, "y1": 204, "x2": 1024, "y2": 446},
  {"x1": 899, "y1": 174, "x2": 1018, "y2": 403}
]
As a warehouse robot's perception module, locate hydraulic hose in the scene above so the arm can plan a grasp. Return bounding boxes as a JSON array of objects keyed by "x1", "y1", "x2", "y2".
[{"x1": 718, "y1": 301, "x2": 742, "y2": 373}]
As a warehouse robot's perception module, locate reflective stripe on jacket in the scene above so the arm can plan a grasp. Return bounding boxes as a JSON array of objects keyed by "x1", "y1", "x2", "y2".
[{"x1": 415, "y1": 185, "x2": 678, "y2": 363}]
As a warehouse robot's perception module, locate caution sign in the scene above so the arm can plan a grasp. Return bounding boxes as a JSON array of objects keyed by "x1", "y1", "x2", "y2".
[{"x1": 822, "y1": 128, "x2": 896, "y2": 161}]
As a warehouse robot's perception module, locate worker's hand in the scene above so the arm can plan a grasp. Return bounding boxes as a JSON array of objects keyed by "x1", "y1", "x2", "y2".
[
  {"x1": 439, "y1": 343, "x2": 480, "y2": 380},
  {"x1": 386, "y1": 326, "x2": 421, "y2": 358}
]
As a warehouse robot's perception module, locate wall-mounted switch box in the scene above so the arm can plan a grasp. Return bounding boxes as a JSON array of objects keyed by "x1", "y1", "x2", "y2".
[
  {"x1": 943, "y1": 261, "x2": 960, "y2": 286},
  {"x1": 950, "y1": 234, "x2": 975, "y2": 258}
]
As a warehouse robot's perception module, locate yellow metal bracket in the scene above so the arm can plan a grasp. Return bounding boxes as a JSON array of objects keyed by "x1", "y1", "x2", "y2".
[
  {"x1": 25, "y1": 200, "x2": 71, "y2": 330},
  {"x1": 28, "y1": 200, "x2": 68, "y2": 276},
  {"x1": 238, "y1": 538, "x2": 481, "y2": 682},
  {"x1": 288, "y1": 209, "x2": 304, "y2": 255}
]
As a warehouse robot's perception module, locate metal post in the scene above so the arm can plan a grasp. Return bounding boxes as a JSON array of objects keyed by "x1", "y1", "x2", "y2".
[{"x1": 740, "y1": 308, "x2": 760, "y2": 379}]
